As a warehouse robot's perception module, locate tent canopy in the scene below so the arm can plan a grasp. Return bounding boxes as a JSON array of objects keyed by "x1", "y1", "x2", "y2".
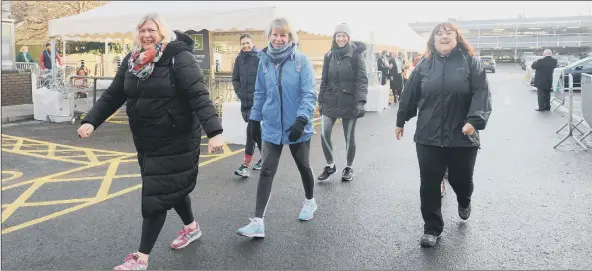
[{"x1": 48, "y1": 1, "x2": 426, "y2": 52}]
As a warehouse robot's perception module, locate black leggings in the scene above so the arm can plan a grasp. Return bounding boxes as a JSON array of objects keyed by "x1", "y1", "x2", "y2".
[
  {"x1": 416, "y1": 143, "x2": 478, "y2": 235},
  {"x1": 255, "y1": 140, "x2": 315, "y2": 218},
  {"x1": 245, "y1": 119, "x2": 262, "y2": 156},
  {"x1": 138, "y1": 196, "x2": 194, "y2": 254}
]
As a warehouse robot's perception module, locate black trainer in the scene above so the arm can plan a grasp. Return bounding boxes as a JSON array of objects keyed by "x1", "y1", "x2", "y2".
[
  {"x1": 318, "y1": 165, "x2": 337, "y2": 181},
  {"x1": 458, "y1": 204, "x2": 471, "y2": 220},
  {"x1": 420, "y1": 233, "x2": 441, "y2": 247},
  {"x1": 342, "y1": 167, "x2": 354, "y2": 181}
]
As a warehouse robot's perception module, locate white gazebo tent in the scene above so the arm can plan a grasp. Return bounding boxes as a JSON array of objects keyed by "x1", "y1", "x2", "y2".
[{"x1": 48, "y1": 1, "x2": 426, "y2": 77}]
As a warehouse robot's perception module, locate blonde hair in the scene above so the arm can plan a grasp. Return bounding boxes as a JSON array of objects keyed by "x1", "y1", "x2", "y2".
[
  {"x1": 132, "y1": 13, "x2": 174, "y2": 47},
  {"x1": 266, "y1": 17, "x2": 298, "y2": 43},
  {"x1": 19, "y1": 46, "x2": 28, "y2": 53}
]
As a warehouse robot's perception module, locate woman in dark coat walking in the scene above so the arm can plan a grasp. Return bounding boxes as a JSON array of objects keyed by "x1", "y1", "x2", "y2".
[
  {"x1": 388, "y1": 53, "x2": 404, "y2": 103},
  {"x1": 232, "y1": 33, "x2": 262, "y2": 178},
  {"x1": 77, "y1": 13, "x2": 224, "y2": 270},
  {"x1": 395, "y1": 22, "x2": 492, "y2": 248},
  {"x1": 317, "y1": 23, "x2": 368, "y2": 182}
]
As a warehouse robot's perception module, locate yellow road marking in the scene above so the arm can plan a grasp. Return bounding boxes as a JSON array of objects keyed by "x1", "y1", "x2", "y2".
[
  {"x1": 47, "y1": 144, "x2": 57, "y2": 157},
  {"x1": 1, "y1": 171, "x2": 23, "y2": 183},
  {"x1": 1, "y1": 147, "x2": 245, "y2": 234},
  {"x1": 96, "y1": 160, "x2": 120, "y2": 198},
  {"x1": 2, "y1": 198, "x2": 93, "y2": 208}
]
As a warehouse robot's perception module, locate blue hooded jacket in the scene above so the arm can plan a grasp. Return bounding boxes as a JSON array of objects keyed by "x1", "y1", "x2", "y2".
[{"x1": 249, "y1": 46, "x2": 317, "y2": 145}]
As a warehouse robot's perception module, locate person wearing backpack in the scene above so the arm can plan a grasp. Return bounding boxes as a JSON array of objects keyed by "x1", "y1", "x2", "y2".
[
  {"x1": 236, "y1": 18, "x2": 318, "y2": 238},
  {"x1": 395, "y1": 22, "x2": 492, "y2": 248},
  {"x1": 317, "y1": 23, "x2": 368, "y2": 182},
  {"x1": 77, "y1": 13, "x2": 224, "y2": 270}
]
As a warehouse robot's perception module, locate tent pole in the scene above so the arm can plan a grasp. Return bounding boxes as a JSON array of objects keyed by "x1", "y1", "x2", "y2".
[
  {"x1": 104, "y1": 41, "x2": 109, "y2": 76},
  {"x1": 50, "y1": 39, "x2": 57, "y2": 80}
]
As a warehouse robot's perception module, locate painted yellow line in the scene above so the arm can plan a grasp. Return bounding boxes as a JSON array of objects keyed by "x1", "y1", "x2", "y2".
[
  {"x1": 11, "y1": 138, "x2": 24, "y2": 152},
  {"x1": 0, "y1": 148, "x2": 91, "y2": 165},
  {"x1": 84, "y1": 149, "x2": 101, "y2": 164},
  {"x1": 1, "y1": 184, "x2": 143, "y2": 235},
  {"x1": 1, "y1": 181, "x2": 44, "y2": 223},
  {"x1": 95, "y1": 160, "x2": 120, "y2": 198},
  {"x1": 1, "y1": 134, "x2": 133, "y2": 156},
  {"x1": 1, "y1": 171, "x2": 23, "y2": 183},
  {"x1": 47, "y1": 144, "x2": 57, "y2": 157},
  {"x1": 1, "y1": 148, "x2": 245, "y2": 235},
  {"x1": 2, "y1": 198, "x2": 93, "y2": 208}
]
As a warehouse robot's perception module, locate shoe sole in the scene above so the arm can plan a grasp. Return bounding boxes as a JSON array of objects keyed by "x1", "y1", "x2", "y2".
[
  {"x1": 419, "y1": 235, "x2": 441, "y2": 247},
  {"x1": 171, "y1": 230, "x2": 202, "y2": 250},
  {"x1": 237, "y1": 231, "x2": 265, "y2": 238},
  {"x1": 234, "y1": 171, "x2": 249, "y2": 178},
  {"x1": 317, "y1": 171, "x2": 337, "y2": 181}
]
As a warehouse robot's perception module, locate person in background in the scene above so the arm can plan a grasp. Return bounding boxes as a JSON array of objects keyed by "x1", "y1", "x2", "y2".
[
  {"x1": 40, "y1": 42, "x2": 63, "y2": 70},
  {"x1": 532, "y1": 49, "x2": 558, "y2": 112},
  {"x1": 77, "y1": 13, "x2": 224, "y2": 270},
  {"x1": 388, "y1": 51, "x2": 404, "y2": 103},
  {"x1": 395, "y1": 22, "x2": 492, "y2": 248},
  {"x1": 377, "y1": 50, "x2": 389, "y2": 85},
  {"x1": 317, "y1": 23, "x2": 368, "y2": 182},
  {"x1": 232, "y1": 33, "x2": 263, "y2": 178},
  {"x1": 16, "y1": 46, "x2": 34, "y2": 63},
  {"x1": 237, "y1": 17, "x2": 317, "y2": 238},
  {"x1": 412, "y1": 54, "x2": 422, "y2": 67}
]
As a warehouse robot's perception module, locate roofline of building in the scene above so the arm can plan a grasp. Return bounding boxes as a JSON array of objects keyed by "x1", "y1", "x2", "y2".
[{"x1": 409, "y1": 15, "x2": 592, "y2": 27}]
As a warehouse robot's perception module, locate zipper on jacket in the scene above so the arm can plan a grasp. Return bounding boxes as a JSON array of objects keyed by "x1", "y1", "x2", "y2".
[
  {"x1": 440, "y1": 57, "x2": 447, "y2": 147},
  {"x1": 277, "y1": 60, "x2": 289, "y2": 144}
]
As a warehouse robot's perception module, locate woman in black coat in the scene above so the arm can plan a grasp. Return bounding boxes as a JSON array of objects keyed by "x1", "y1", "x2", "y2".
[
  {"x1": 395, "y1": 22, "x2": 492, "y2": 248},
  {"x1": 232, "y1": 33, "x2": 262, "y2": 178},
  {"x1": 317, "y1": 23, "x2": 368, "y2": 182},
  {"x1": 77, "y1": 13, "x2": 224, "y2": 270}
]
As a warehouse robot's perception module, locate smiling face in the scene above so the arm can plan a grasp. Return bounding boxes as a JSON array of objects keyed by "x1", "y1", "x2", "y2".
[
  {"x1": 240, "y1": 37, "x2": 253, "y2": 52},
  {"x1": 434, "y1": 25, "x2": 458, "y2": 56},
  {"x1": 270, "y1": 27, "x2": 290, "y2": 49},
  {"x1": 138, "y1": 20, "x2": 162, "y2": 50},
  {"x1": 335, "y1": 32, "x2": 349, "y2": 48}
]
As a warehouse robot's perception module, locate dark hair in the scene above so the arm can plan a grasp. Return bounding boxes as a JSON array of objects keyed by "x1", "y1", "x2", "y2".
[
  {"x1": 425, "y1": 22, "x2": 475, "y2": 58},
  {"x1": 239, "y1": 33, "x2": 252, "y2": 42},
  {"x1": 45, "y1": 43, "x2": 51, "y2": 47}
]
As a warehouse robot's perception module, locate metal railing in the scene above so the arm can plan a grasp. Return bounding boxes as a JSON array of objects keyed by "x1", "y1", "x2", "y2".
[
  {"x1": 554, "y1": 74, "x2": 589, "y2": 150},
  {"x1": 579, "y1": 73, "x2": 592, "y2": 142}
]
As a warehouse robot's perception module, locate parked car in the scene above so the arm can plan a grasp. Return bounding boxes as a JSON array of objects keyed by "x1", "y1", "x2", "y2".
[
  {"x1": 533, "y1": 57, "x2": 592, "y2": 91},
  {"x1": 479, "y1": 55, "x2": 496, "y2": 73},
  {"x1": 522, "y1": 55, "x2": 543, "y2": 70},
  {"x1": 556, "y1": 55, "x2": 580, "y2": 68}
]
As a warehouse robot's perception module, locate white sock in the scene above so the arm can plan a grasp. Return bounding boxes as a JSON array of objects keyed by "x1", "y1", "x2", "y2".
[
  {"x1": 305, "y1": 198, "x2": 315, "y2": 203},
  {"x1": 254, "y1": 217, "x2": 264, "y2": 224},
  {"x1": 327, "y1": 163, "x2": 335, "y2": 168}
]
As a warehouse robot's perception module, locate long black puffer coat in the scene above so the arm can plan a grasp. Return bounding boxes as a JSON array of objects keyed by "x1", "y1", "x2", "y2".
[
  {"x1": 232, "y1": 48, "x2": 260, "y2": 122},
  {"x1": 82, "y1": 31, "x2": 222, "y2": 218},
  {"x1": 318, "y1": 41, "x2": 368, "y2": 119},
  {"x1": 396, "y1": 47, "x2": 492, "y2": 147}
]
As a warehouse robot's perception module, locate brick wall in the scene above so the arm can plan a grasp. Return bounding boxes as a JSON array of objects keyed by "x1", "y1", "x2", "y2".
[{"x1": 1, "y1": 70, "x2": 32, "y2": 106}]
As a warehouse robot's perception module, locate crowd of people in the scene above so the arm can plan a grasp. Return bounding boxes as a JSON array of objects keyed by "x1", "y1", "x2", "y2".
[{"x1": 76, "y1": 12, "x2": 492, "y2": 270}]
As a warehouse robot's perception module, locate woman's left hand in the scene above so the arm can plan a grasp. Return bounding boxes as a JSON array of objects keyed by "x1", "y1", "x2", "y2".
[
  {"x1": 208, "y1": 134, "x2": 224, "y2": 153},
  {"x1": 462, "y1": 123, "x2": 475, "y2": 135}
]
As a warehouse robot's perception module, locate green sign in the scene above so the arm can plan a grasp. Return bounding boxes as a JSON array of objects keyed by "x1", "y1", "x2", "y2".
[{"x1": 191, "y1": 34, "x2": 204, "y2": 51}]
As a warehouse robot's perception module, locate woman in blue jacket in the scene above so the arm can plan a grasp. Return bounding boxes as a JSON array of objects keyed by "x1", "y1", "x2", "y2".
[{"x1": 237, "y1": 17, "x2": 318, "y2": 238}]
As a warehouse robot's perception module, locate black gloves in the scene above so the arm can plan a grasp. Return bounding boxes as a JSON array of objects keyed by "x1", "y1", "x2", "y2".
[
  {"x1": 249, "y1": 120, "x2": 261, "y2": 143},
  {"x1": 287, "y1": 116, "x2": 308, "y2": 142},
  {"x1": 356, "y1": 102, "x2": 365, "y2": 118}
]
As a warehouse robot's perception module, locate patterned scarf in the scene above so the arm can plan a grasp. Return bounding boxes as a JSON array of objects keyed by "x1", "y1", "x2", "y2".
[
  {"x1": 265, "y1": 41, "x2": 295, "y2": 65},
  {"x1": 128, "y1": 43, "x2": 167, "y2": 80}
]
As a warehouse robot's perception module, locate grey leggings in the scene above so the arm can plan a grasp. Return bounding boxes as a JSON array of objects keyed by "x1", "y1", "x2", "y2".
[
  {"x1": 321, "y1": 115, "x2": 358, "y2": 167},
  {"x1": 255, "y1": 140, "x2": 315, "y2": 218}
]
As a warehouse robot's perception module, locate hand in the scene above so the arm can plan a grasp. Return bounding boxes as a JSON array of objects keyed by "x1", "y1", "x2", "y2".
[
  {"x1": 395, "y1": 127, "x2": 404, "y2": 140},
  {"x1": 462, "y1": 123, "x2": 475, "y2": 136},
  {"x1": 77, "y1": 123, "x2": 95, "y2": 138},
  {"x1": 356, "y1": 103, "x2": 365, "y2": 118},
  {"x1": 287, "y1": 116, "x2": 307, "y2": 142},
  {"x1": 208, "y1": 134, "x2": 224, "y2": 153}
]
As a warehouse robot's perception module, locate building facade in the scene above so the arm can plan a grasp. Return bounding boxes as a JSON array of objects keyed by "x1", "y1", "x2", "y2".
[{"x1": 409, "y1": 16, "x2": 592, "y2": 62}]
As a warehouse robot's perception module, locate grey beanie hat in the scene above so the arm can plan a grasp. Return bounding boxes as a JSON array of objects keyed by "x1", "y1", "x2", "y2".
[{"x1": 334, "y1": 23, "x2": 352, "y2": 39}]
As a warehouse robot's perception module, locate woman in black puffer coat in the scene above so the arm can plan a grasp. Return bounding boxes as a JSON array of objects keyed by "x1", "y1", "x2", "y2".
[
  {"x1": 77, "y1": 13, "x2": 224, "y2": 270},
  {"x1": 317, "y1": 23, "x2": 368, "y2": 183},
  {"x1": 232, "y1": 33, "x2": 262, "y2": 178}
]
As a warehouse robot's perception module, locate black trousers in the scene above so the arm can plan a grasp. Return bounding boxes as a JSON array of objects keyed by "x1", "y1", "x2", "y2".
[
  {"x1": 416, "y1": 143, "x2": 479, "y2": 235},
  {"x1": 537, "y1": 88, "x2": 551, "y2": 110},
  {"x1": 245, "y1": 120, "x2": 262, "y2": 156},
  {"x1": 138, "y1": 195, "x2": 194, "y2": 254}
]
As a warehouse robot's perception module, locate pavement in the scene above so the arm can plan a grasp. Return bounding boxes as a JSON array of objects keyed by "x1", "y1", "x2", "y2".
[{"x1": 2, "y1": 64, "x2": 592, "y2": 270}]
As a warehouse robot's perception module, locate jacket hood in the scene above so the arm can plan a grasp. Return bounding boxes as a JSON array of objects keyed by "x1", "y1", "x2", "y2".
[
  {"x1": 160, "y1": 31, "x2": 195, "y2": 62},
  {"x1": 352, "y1": 41, "x2": 367, "y2": 53}
]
